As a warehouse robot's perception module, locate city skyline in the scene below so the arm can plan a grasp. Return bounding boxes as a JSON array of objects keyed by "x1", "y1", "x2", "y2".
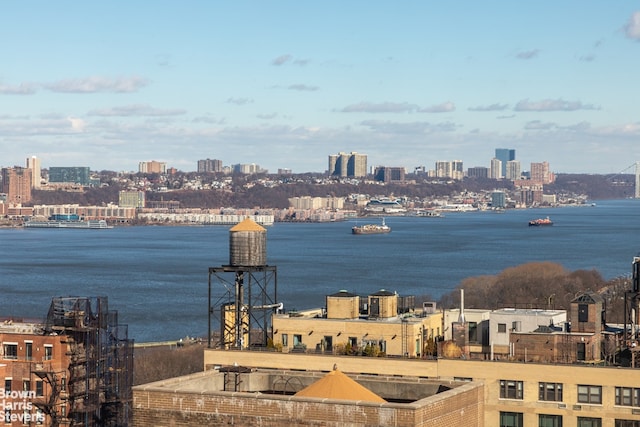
[{"x1": 1, "y1": 3, "x2": 639, "y2": 174}]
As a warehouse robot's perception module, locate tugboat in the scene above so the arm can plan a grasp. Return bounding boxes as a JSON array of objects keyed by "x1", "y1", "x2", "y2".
[
  {"x1": 528, "y1": 216, "x2": 553, "y2": 227},
  {"x1": 352, "y1": 218, "x2": 391, "y2": 235}
]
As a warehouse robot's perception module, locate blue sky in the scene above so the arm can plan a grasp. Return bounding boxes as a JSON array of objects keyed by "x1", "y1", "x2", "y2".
[{"x1": 1, "y1": 2, "x2": 639, "y2": 174}]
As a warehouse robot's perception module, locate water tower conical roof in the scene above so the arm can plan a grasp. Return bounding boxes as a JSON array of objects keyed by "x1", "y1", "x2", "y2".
[{"x1": 230, "y1": 218, "x2": 266, "y2": 232}]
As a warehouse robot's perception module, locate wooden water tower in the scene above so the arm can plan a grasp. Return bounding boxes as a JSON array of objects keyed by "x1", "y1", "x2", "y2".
[{"x1": 208, "y1": 218, "x2": 279, "y2": 349}]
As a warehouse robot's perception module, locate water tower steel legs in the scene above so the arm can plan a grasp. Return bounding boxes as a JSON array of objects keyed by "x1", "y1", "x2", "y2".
[{"x1": 208, "y1": 265, "x2": 277, "y2": 349}]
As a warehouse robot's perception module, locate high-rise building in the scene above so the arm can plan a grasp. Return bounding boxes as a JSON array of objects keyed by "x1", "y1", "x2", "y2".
[
  {"x1": 467, "y1": 167, "x2": 489, "y2": 178},
  {"x1": 197, "y1": 159, "x2": 223, "y2": 173},
  {"x1": 506, "y1": 160, "x2": 521, "y2": 180},
  {"x1": 26, "y1": 156, "x2": 41, "y2": 188},
  {"x1": 495, "y1": 148, "x2": 515, "y2": 178},
  {"x1": 1, "y1": 167, "x2": 32, "y2": 204},
  {"x1": 490, "y1": 158, "x2": 503, "y2": 179},
  {"x1": 327, "y1": 152, "x2": 367, "y2": 178},
  {"x1": 435, "y1": 160, "x2": 464, "y2": 180},
  {"x1": 374, "y1": 166, "x2": 405, "y2": 183},
  {"x1": 138, "y1": 161, "x2": 167, "y2": 174},
  {"x1": 49, "y1": 167, "x2": 91, "y2": 185},
  {"x1": 491, "y1": 191, "x2": 506, "y2": 208},
  {"x1": 530, "y1": 161, "x2": 554, "y2": 184},
  {"x1": 232, "y1": 163, "x2": 265, "y2": 174},
  {"x1": 118, "y1": 190, "x2": 146, "y2": 208}
]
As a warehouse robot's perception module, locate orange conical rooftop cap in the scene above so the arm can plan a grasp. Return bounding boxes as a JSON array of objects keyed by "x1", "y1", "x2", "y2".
[{"x1": 294, "y1": 366, "x2": 386, "y2": 403}]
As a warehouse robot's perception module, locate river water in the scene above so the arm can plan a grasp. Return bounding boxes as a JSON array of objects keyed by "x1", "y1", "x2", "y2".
[{"x1": 1, "y1": 199, "x2": 639, "y2": 342}]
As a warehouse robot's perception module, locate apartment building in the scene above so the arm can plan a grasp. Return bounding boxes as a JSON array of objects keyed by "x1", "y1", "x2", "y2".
[
  {"x1": 328, "y1": 152, "x2": 367, "y2": 178},
  {"x1": 0, "y1": 297, "x2": 133, "y2": 426},
  {"x1": 1, "y1": 167, "x2": 32, "y2": 205},
  {"x1": 138, "y1": 161, "x2": 166, "y2": 174},
  {"x1": 201, "y1": 344, "x2": 640, "y2": 426}
]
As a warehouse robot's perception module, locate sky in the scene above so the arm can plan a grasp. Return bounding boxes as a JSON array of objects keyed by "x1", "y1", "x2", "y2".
[{"x1": 1, "y1": 2, "x2": 639, "y2": 175}]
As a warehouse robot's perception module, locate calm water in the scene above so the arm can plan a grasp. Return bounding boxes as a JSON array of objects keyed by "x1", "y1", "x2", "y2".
[{"x1": 1, "y1": 199, "x2": 639, "y2": 342}]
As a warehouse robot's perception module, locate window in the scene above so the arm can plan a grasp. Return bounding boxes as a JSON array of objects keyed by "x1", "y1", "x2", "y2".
[
  {"x1": 4, "y1": 408, "x2": 10, "y2": 424},
  {"x1": 3, "y1": 343, "x2": 18, "y2": 360},
  {"x1": 323, "y1": 336, "x2": 333, "y2": 352},
  {"x1": 22, "y1": 380, "x2": 30, "y2": 392},
  {"x1": 512, "y1": 321, "x2": 521, "y2": 332},
  {"x1": 577, "y1": 385, "x2": 602, "y2": 404},
  {"x1": 578, "y1": 417, "x2": 601, "y2": 427},
  {"x1": 281, "y1": 334, "x2": 288, "y2": 347},
  {"x1": 348, "y1": 337, "x2": 357, "y2": 348},
  {"x1": 616, "y1": 420, "x2": 640, "y2": 427},
  {"x1": 498, "y1": 323, "x2": 507, "y2": 333},
  {"x1": 500, "y1": 380, "x2": 523, "y2": 399},
  {"x1": 4, "y1": 379, "x2": 11, "y2": 392},
  {"x1": 36, "y1": 408, "x2": 44, "y2": 425},
  {"x1": 468, "y1": 321, "x2": 478, "y2": 343},
  {"x1": 578, "y1": 304, "x2": 589, "y2": 322},
  {"x1": 500, "y1": 411, "x2": 523, "y2": 427},
  {"x1": 293, "y1": 334, "x2": 302, "y2": 346},
  {"x1": 35, "y1": 380, "x2": 43, "y2": 397},
  {"x1": 615, "y1": 387, "x2": 640, "y2": 407},
  {"x1": 44, "y1": 345, "x2": 53, "y2": 361},
  {"x1": 577, "y1": 342, "x2": 586, "y2": 361},
  {"x1": 25, "y1": 342, "x2": 33, "y2": 361},
  {"x1": 539, "y1": 414, "x2": 562, "y2": 427},
  {"x1": 539, "y1": 382, "x2": 563, "y2": 401}
]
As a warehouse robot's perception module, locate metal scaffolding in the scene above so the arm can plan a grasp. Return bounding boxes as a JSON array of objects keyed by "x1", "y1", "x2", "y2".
[{"x1": 38, "y1": 297, "x2": 133, "y2": 427}]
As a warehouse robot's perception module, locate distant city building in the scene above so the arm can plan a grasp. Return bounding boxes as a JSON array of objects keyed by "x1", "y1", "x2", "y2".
[
  {"x1": 139, "y1": 161, "x2": 167, "y2": 174},
  {"x1": 277, "y1": 168, "x2": 292, "y2": 175},
  {"x1": 118, "y1": 190, "x2": 146, "y2": 208},
  {"x1": 288, "y1": 196, "x2": 344, "y2": 210},
  {"x1": 530, "y1": 161, "x2": 555, "y2": 184},
  {"x1": 26, "y1": 155, "x2": 41, "y2": 188},
  {"x1": 490, "y1": 158, "x2": 503, "y2": 179},
  {"x1": 233, "y1": 163, "x2": 265, "y2": 174},
  {"x1": 1, "y1": 166, "x2": 32, "y2": 204},
  {"x1": 435, "y1": 160, "x2": 464, "y2": 180},
  {"x1": 197, "y1": 158, "x2": 223, "y2": 173},
  {"x1": 514, "y1": 180, "x2": 544, "y2": 205},
  {"x1": 467, "y1": 166, "x2": 489, "y2": 179},
  {"x1": 505, "y1": 160, "x2": 521, "y2": 180},
  {"x1": 491, "y1": 191, "x2": 506, "y2": 208},
  {"x1": 413, "y1": 166, "x2": 426, "y2": 175},
  {"x1": 328, "y1": 152, "x2": 367, "y2": 178},
  {"x1": 373, "y1": 166, "x2": 405, "y2": 183},
  {"x1": 495, "y1": 148, "x2": 515, "y2": 178},
  {"x1": 49, "y1": 166, "x2": 91, "y2": 185}
]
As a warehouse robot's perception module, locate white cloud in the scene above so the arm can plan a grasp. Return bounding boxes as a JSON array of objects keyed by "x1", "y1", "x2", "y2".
[
  {"x1": 341, "y1": 102, "x2": 419, "y2": 113},
  {"x1": 419, "y1": 102, "x2": 455, "y2": 113},
  {"x1": 468, "y1": 104, "x2": 509, "y2": 112},
  {"x1": 288, "y1": 84, "x2": 319, "y2": 91},
  {"x1": 625, "y1": 11, "x2": 640, "y2": 40},
  {"x1": 67, "y1": 116, "x2": 86, "y2": 132},
  {"x1": 514, "y1": 99, "x2": 598, "y2": 112},
  {"x1": 516, "y1": 49, "x2": 540, "y2": 59},
  {"x1": 0, "y1": 82, "x2": 37, "y2": 95},
  {"x1": 43, "y1": 76, "x2": 149, "y2": 93},
  {"x1": 226, "y1": 97, "x2": 253, "y2": 105},
  {"x1": 272, "y1": 54, "x2": 293, "y2": 66},
  {"x1": 88, "y1": 104, "x2": 186, "y2": 117}
]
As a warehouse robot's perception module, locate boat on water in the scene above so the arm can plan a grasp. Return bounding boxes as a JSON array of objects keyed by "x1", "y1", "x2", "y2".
[
  {"x1": 24, "y1": 214, "x2": 113, "y2": 229},
  {"x1": 364, "y1": 198, "x2": 406, "y2": 214},
  {"x1": 412, "y1": 209, "x2": 443, "y2": 218},
  {"x1": 528, "y1": 216, "x2": 553, "y2": 227},
  {"x1": 352, "y1": 218, "x2": 391, "y2": 235}
]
